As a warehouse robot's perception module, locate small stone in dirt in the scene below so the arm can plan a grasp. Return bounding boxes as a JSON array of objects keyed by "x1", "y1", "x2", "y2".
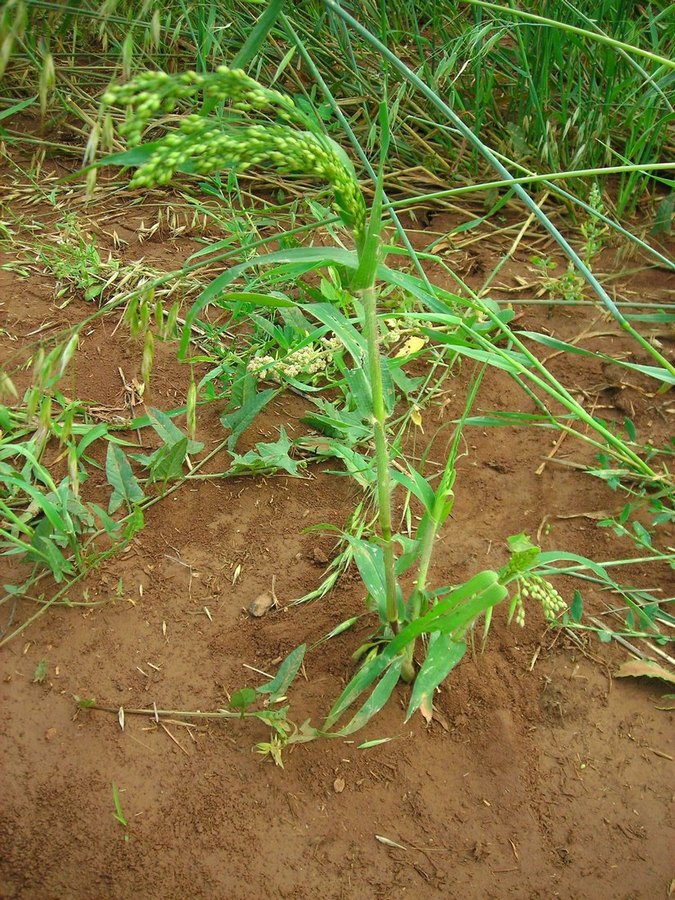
[
  {"x1": 310, "y1": 547, "x2": 329, "y2": 566},
  {"x1": 333, "y1": 777, "x2": 345, "y2": 794},
  {"x1": 45, "y1": 728, "x2": 58, "y2": 742},
  {"x1": 471, "y1": 841, "x2": 489, "y2": 861},
  {"x1": 247, "y1": 591, "x2": 276, "y2": 618}
]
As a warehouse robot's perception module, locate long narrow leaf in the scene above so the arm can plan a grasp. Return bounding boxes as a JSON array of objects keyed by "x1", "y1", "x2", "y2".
[
  {"x1": 1, "y1": 475, "x2": 69, "y2": 535},
  {"x1": 406, "y1": 637, "x2": 466, "y2": 721},
  {"x1": 304, "y1": 303, "x2": 365, "y2": 362},
  {"x1": 334, "y1": 660, "x2": 403, "y2": 736},
  {"x1": 180, "y1": 248, "x2": 358, "y2": 357},
  {"x1": 220, "y1": 388, "x2": 277, "y2": 451},
  {"x1": 257, "y1": 644, "x2": 306, "y2": 702},
  {"x1": 519, "y1": 331, "x2": 675, "y2": 385}
]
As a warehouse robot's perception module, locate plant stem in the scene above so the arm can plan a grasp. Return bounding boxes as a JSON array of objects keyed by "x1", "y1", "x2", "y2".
[
  {"x1": 360, "y1": 284, "x2": 399, "y2": 630},
  {"x1": 83, "y1": 703, "x2": 243, "y2": 719},
  {"x1": 400, "y1": 531, "x2": 435, "y2": 680}
]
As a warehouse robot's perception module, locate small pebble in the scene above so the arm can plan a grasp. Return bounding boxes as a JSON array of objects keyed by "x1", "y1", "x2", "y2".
[{"x1": 247, "y1": 591, "x2": 276, "y2": 618}]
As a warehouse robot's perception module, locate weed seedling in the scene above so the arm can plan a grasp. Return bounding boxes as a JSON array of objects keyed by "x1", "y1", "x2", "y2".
[
  {"x1": 32, "y1": 659, "x2": 48, "y2": 683},
  {"x1": 111, "y1": 783, "x2": 130, "y2": 842}
]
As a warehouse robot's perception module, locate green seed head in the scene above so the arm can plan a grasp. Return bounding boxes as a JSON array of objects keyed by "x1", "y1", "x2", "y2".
[{"x1": 103, "y1": 67, "x2": 366, "y2": 243}]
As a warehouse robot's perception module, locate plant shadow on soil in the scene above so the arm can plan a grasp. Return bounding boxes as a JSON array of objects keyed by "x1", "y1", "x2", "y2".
[{"x1": 0, "y1": 180, "x2": 673, "y2": 899}]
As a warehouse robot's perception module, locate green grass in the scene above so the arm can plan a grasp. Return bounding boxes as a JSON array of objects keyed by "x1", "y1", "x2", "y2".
[{"x1": 2, "y1": 1, "x2": 673, "y2": 213}]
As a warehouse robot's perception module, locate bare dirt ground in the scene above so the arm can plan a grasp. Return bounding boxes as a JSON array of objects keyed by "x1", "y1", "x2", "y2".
[{"x1": 1, "y1": 172, "x2": 673, "y2": 899}]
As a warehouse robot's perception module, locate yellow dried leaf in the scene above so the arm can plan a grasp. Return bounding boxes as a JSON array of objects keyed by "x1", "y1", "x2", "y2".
[
  {"x1": 615, "y1": 660, "x2": 675, "y2": 685},
  {"x1": 411, "y1": 406, "x2": 423, "y2": 432},
  {"x1": 395, "y1": 335, "x2": 426, "y2": 358}
]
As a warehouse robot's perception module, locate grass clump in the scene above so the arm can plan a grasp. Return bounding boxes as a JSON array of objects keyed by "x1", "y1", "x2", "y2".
[{"x1": 3, "y1": 1, "x2": 673, "y2": 211}]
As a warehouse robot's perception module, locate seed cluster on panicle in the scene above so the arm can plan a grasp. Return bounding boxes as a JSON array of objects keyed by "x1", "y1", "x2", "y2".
[
  {"x1": 509, "y1": 573, "x2": 567, "y2": 627},
  {"x1": 521, "y1": 574, "x2": 567, "y2": 620},
  {"x1": 247, "y1": 334, "x2": 343, "y2": 382},
  {"x1": 102, "y1": 66, "x2": 306, "y2": 146},
  {"x1": 103, "y1": 66, "x2": 366, "y2": 244}
]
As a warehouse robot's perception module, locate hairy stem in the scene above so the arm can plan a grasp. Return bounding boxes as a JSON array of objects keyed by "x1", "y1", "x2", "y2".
[{"x1": 360, "y1": 284, "x2": 399, "y2": 630}]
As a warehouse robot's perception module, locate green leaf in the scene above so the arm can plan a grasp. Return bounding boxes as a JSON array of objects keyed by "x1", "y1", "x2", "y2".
[
  {"x1": 343, "y1": 535, "x2": 386, "y2": 618},
  {"x1": 519, "y1": 331, "x2": 675, "y2": 385},
  {"x1": 1, "y1": 474, "x2": 69, "y2": 535},
  {"x1": 122, "y1": 506, "x2": 145, "y2": 540},
  {"x1": 221, "y1": 290, "x2": 296, "y2": 308},
  {"x1": 357, "y1": 737, "x2": 394, "y2": 749},
  {"x1": 395, "y1": 534, "x2": 421, "y2": 577},
  {"x1": 106, "y1": 443, "x2": 144, "y2": 514},
  {"x1": 147, "y1": 407, "x2": 203, "y2": 454},
  {"x1": 229, "y1": 427, "x2": 300, "y2": 476},
  {"x1": 111, "y1": 782, "x2": 128, "y2": 829},
  {"x1": 148, "y1": 437, "x2": 189, "y2": 483},
  {"x1": 537, "y1": 550, "x2": 611, "y2": 582},
  {"x1": 462, "y1": 411, "x2": 563, "y2": 427},
  {"x1": 319, "y1": 444, "x2": 374, "y2": 489},
  {"x1": 570, "y1": 590, "x2": 583, "y2": 624},
  {"x1": 426, "y1": 331, "x2": 528, "y2": 372},
  {"x1": 220, "y1": 387, "x2": 277, "y2": 451},
  {"x1": 76, "y1": 423, "x2": 109, "y2": 459},
  {"x1": 324, "y1": 571, "x2": 505, "y2": 730},
  {"x1": 1, "y1": 443, "x2": 56, "y2": 488},
  {"x1": 406, "y1": 636, "x2": 466, "y2": 721},
  {"x1": 334, "y1": 660, "x2": 403, "y2": 736},
  {"x1": 301, "y1": 398, "x2": 370, "y2": 445},
  {"x1": 28, "y1": 533, "x2": 74, "y2": 581},
  {"x1": 89, "y1": 503, "x2": 121, "y2": 537},
  {"x1": 632, "y1": 521, "x2": 653, "y2": 546},
  {"x1": 324, "y1": 652, "x2": 389, "y2": 732},
  {"x1": 75, "y1": 696, "x2": 97, "y2": 708},
  {"x1": 257, "y1": 644, "x2": 306, "y2": 703},
  {"x1": 342, "y1": 366, "x2": 373, "y2": 417},
  {"x1": 180, "y1": 247, "x2": 358, "y2": 357},
  {"x1": 99, "y1": 141, "x2": 168, "y2": 168},
  {"x1": 230, "y1": 0, "x2": 286, "y2": 69},
  {"x1": 319, "y1": 617, "x2": 360, "y2": 642},
  {"x1": 0, "y1": 96, "x2": 37, "y2": 122},
  {"x1": 33, "y1": 659, "x2": 48, "y2": 684},
  {"x1": 651, "y1": 193, "x2": 674, "y2": 236},
  {"x1": 230, "y1": 687, "x2": 257, "y2": 713},
  {"x1": 377, "y1": 265, "x2": 462, "y2": 317},
  {"x1": 433, "y1": 582, "x2": 506, "y2": 635},
  {"x1": 624, "y1": 418, "x2": 637, "y2": 442},
  {"x1": 304, "y1": 303, "x2": 365, "y2": 362}
]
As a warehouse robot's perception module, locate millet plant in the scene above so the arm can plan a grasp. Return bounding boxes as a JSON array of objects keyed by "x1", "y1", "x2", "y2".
[{"x1": 102, "y1": 66, "x2": 574, "y2": 742}]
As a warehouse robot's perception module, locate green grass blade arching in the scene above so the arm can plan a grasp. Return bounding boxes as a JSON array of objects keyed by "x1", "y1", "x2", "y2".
[
  {"x1": 462, "y1": 0, "x2": 675, "y2": 69},
  {"x1": 320, "y1": 0, "x2": 675, "y2": 378}
]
